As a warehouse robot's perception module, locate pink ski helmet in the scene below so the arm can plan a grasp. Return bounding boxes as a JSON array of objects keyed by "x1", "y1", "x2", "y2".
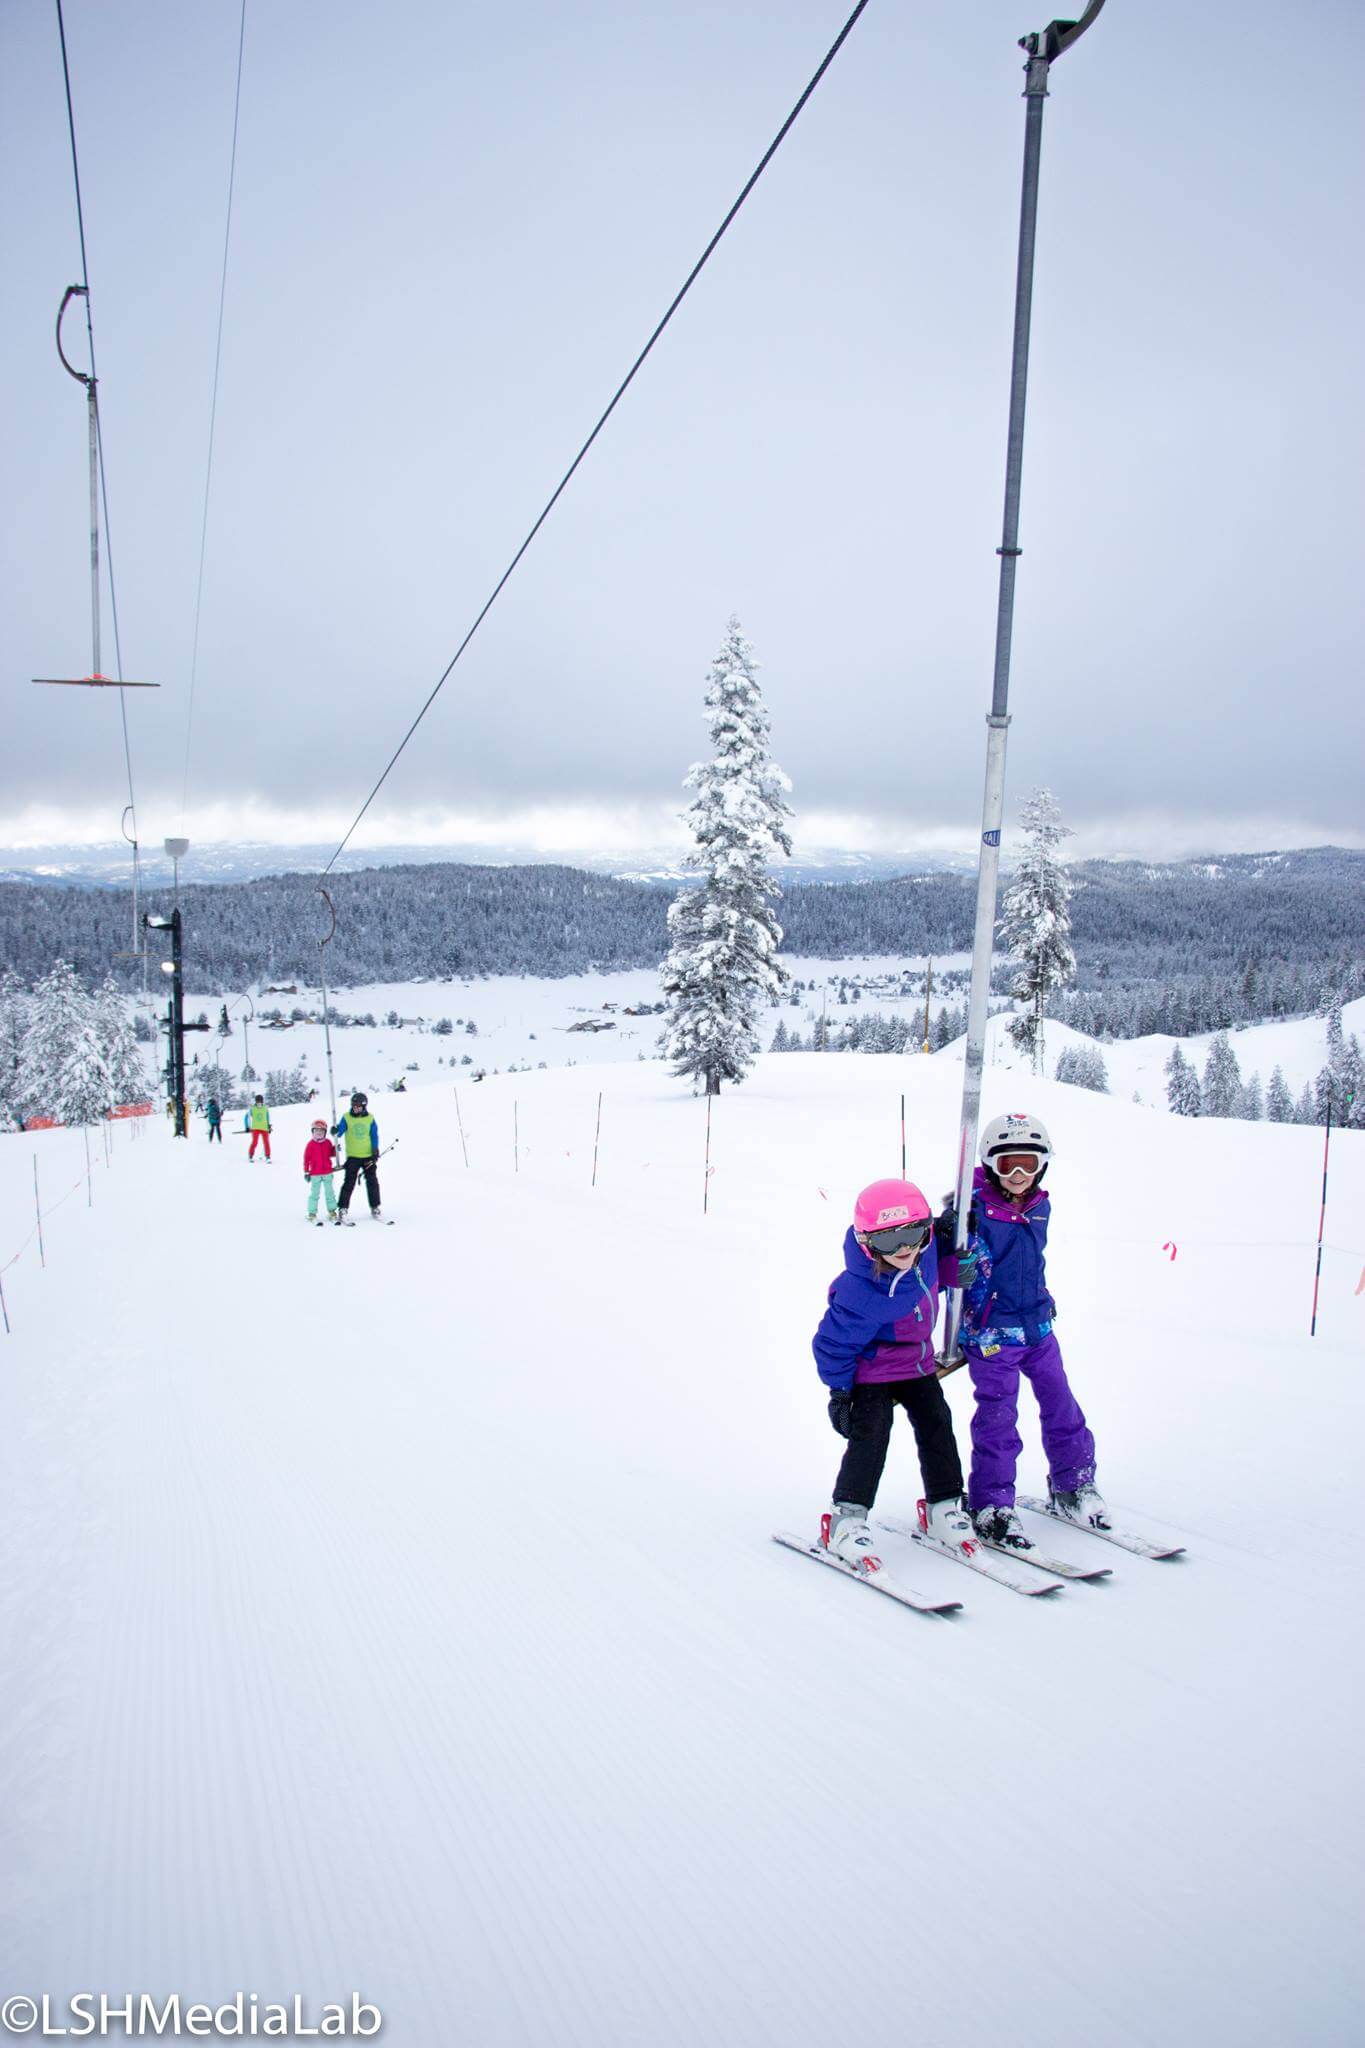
[{"x1": 853, "y1": 1178, "x2": 931, "y2": 1239}]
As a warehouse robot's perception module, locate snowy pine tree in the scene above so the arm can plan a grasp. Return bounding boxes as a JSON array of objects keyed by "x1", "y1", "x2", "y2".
[
  {"x1": 94, "y1": 978, "x2": 149, "y2": 1106},
  {"x1": 1056, "y1": 1042, "x2": 1108, "y2": 1092},
  {"x1": 1342, "y1": 1035, "x2": 1365, "y2": 1130},
  {"x1": 0, "y1": 969, "x2": 29, "y2": 1131},
  {"x1": 1313, "y1": 1063, "x2": 1334, "y2": 1125},
  {"x1": 1165, "y1": 1045, "x2": 1201, "y2": 1116},
  {"x1": 1201, "y1": 1032, "x2": 1243, "y2": 1118},
  {"x1": 23, "y1": 961, "x2": 111, "y2": 1126},
  {"x1": 1319, "y1": 1008, "x2": 1365, "y2": 1127},
  {"x1": 1000, "y1": 788, "x2": 1076, "y2": 1074},
  {"x1": 191, "y1": 1060, "x2": 238, "y2": 1112},
  {"x1": 265, "y1": 1063, "x2": 311, "y2": 1107},
  {"x1": 1242, "y1": 1073, "x2": 1264, "y2": 1121},
  {"x1": 1265, "y1": 1065, "x2": 1293, "y2": 1122},
  {"x1": 659, "y1": 618, "x2": 793, "y2": 1094}
]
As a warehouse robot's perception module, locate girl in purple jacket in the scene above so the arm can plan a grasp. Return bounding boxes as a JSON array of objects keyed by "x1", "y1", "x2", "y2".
[
  {"x1": 959, "y1": 1111, "x2": 1109, "y2": 1551},
  {"x1": 811, "y1": 1178, "x2": 978, "y2": 1573}
]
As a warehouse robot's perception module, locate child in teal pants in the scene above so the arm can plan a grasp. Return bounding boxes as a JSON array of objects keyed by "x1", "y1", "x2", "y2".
[{"x1": 304, "y1": 1120, "x2": 339, "y2": 1223}]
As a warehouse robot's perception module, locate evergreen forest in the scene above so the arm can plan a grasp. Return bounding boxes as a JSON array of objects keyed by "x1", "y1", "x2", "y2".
[{"x1": 1, "y1": 846, "x2": 1360, "y2": 1042}]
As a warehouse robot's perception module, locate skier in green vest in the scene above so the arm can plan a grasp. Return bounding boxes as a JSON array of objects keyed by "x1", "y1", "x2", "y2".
[
  {"x1": 333, "y1": 1091, "x2": 381, "y2": 1223},
  {"x1": 247, "y1": 1095, "x2": 273, "y2": 1163}
]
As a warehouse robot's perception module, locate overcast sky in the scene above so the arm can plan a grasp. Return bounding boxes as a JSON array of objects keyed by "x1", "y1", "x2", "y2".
[{"x1": 3, "y1": 0, "x2": 1362, "y2": 862}]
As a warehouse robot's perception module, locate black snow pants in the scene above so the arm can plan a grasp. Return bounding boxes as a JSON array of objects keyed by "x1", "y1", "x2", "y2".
[
  {"x1": 834, "y1": 1375, "x2": 964, "y2": 1513},
  {"x1": 338, "y1": 1156, "x2": 381, "y2": 1212}
]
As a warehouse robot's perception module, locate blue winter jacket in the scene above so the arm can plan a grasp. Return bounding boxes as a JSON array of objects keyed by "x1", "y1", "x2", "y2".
[
  {"x1": 813, "y1": 1228, "x2": 955, "y2": 1391},
  {"x1": 961, "y1": 1166, "x2": 1056, "y2": 1349}
]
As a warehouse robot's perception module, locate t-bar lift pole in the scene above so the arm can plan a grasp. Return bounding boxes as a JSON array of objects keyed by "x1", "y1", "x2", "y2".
[{"x1": 940, "y1": 4, "x2": 1107, "y2": 1370}]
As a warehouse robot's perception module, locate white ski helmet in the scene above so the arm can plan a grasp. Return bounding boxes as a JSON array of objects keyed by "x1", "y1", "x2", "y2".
[{"x1": 979, "y1": 1111, "x2": 1052, "y2": 1172}]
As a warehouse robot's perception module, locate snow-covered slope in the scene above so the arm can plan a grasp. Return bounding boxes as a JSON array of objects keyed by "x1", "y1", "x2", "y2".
[
  {"x1": 175, "y1": 958, "x2": 976, "y2": 1103},
  {"x1": 175, "y1": 968, "x2": 1360, "y2": 1114},
  {"x1": 1, "y1": 1056, "x2": 1361, "y2": 2045},
  {"x1": 947, "y1": 997, "x2": 1365, "y2": 1102}
]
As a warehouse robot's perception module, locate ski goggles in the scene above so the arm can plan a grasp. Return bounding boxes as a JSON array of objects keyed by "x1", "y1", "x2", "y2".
[
  {"x1": 860, "y1": 1219, "x2": 933, "y2": 1257},
  {"x1": 991, "y1": 1151, "x2": 1043, "y2": 1178},
  {"x1": 311, "y1": 1123, "x2": 328, "y2": 1134}
]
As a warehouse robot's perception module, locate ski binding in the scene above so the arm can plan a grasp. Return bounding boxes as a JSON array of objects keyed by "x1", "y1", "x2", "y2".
[
  {"x1": 1017, "y1": 1495, "x2": 1185, "y2": 1561},
  {"x1": 875, "y1": 1515, "x2": 1064, "y2": 1597},
  {"x1": 772, "y1": 1533, "x2": 961, "y2": 1616},
  {"x1": 980, "y1": 1537, "x2": 1111, "y2": 1582}
]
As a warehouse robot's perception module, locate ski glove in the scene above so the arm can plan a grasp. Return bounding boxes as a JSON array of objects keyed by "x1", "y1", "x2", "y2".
[
  {"x1": 828, "y1": 1389, "x2": 855, "y2": 1438},
  {"x1": 934, "y1": 1202, "x2": 977, "y2": 1253},
  {"x1": 934, "y1": 1201, "x2": 969, "y2": 1251}
]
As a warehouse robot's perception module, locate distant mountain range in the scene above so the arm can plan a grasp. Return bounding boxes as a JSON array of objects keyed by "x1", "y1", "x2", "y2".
[{"x1": 0, "y1": 839, "x2": 982, "y2": 891}]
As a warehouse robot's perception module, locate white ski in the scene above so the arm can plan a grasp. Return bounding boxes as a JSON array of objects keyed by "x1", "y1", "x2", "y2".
[
  {"x1": 980, "y1": 1538, "x2": 1111, "y2": 1582},
  {"x1": 874, "y1": 1516, "x2": 1064, "y2": 1597},
  {"x1": 771, "y1": 1533, "x2": 962, "y2": 1616},
  {"x1": 1017, "y1": 1495, "x2": 1185, "y2": 1561}
]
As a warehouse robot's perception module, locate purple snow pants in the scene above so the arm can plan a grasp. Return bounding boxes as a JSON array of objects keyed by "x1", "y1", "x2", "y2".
[{"x1": 965, "y1": 1332, "x2": 1095, "y2": 1513}]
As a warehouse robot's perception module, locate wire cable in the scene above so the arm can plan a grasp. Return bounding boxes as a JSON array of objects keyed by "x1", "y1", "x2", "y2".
[
  {"x1": 180, "y1": 0, "x2": 248, "y2": 830},
  {"x1": 324, "y1": 0, "x2": 872, "y2": 874}
]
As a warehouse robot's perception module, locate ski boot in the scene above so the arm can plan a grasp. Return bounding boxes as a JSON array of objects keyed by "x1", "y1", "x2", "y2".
[
  {"x1": 370, "y1": 1207, "x2": 383, "y2": 1223},
  {"x1": 820, "y1": 1502, "x2": 882, "y2": 1572},
  {"x1": 337, "y1": 1211, "x2": 356, "y2": 1228},
  {"x1": 918, "y1": 1496, "x2": 978, "y2": 1558},
  {"x1": 972, "y1": 1503, "x2": 1035, "y2": 1551},
  {"x1": 1049, "y1": 1481, "x2": 1112, "y2": 1531}
]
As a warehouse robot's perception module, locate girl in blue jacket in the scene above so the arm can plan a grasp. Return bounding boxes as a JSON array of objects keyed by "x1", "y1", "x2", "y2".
[{"x1": 812, "y1": 1178, "x2": 977, "y2": 1571}]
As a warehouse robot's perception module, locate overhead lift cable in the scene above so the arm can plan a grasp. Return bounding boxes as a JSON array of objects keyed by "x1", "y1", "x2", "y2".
[
  {"x1": 180, "y1": 0, "x2": 249, "y2": 831},
  {"x1": 324, "y1": 0, "x2": 872, "y2": 875}
]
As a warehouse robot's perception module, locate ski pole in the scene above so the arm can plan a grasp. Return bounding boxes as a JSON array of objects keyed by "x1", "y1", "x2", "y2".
[
  {"x1": 33, "y1": 1156, "x2": 45, "y2": 1269},
  {"x1": 333, "y1": 1143, "x2": 399, "y2": 1166},
  {"x1": 591, "y1": 1091, "x2": 602, "y2": 1188},
  {"x1": 1310, "y1": 1090, "x2": 1336, "y2": 1336}
]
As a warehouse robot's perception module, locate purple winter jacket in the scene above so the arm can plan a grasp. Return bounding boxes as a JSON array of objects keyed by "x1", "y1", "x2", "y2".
[{"x1": 812, "y1": 1227, "x2": 962, "y2": 1391}]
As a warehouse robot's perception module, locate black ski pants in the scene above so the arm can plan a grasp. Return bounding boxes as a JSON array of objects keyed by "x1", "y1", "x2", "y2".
[
  {"x1": 834, "y1": 1375, "x2": 963, "y2": 1513},
  {"x1": 208, "y1": 1124, "x2": 222, "y2": 1142},
  {"x1": 338, "y1": 1156, "x2": 380, "y2": 1212}
]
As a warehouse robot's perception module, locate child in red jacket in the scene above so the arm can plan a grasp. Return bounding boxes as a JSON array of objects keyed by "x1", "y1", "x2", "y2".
[{"x1": 304, "y1": 1119, "x2": 339, "y2": 1225}]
